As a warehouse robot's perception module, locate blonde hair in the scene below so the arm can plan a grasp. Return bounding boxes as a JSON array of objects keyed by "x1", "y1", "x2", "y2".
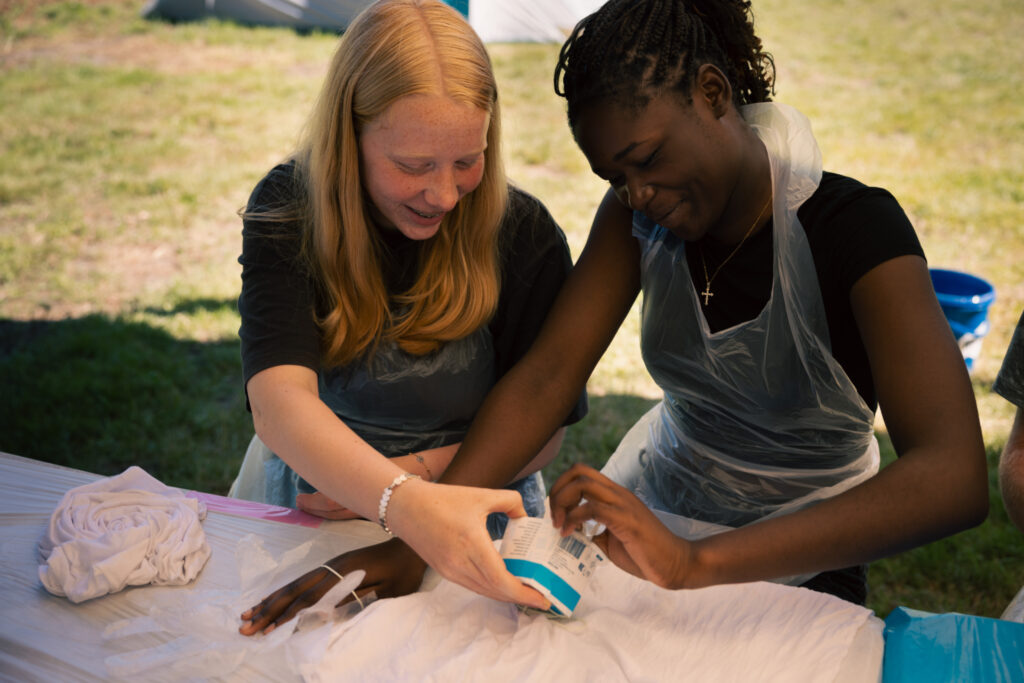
[{"x1": 291, "y1": 0, "x2": 507, "y2": 367}]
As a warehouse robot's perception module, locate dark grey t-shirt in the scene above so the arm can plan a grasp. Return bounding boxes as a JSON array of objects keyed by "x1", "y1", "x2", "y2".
[
  {"x1": 994, "y1": 310, "x2": 1024, "y2": 408},
  {"x1": 238, "y1": 163, "x2": 587, "y2": 455}
]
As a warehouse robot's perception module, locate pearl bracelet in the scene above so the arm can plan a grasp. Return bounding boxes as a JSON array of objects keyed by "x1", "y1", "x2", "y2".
[{"x1": 377, "y1": 472, "x2": 420, "y2": 535}]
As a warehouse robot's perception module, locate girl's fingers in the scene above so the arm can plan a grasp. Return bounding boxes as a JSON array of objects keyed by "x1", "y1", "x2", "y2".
[
  {"x1": 346, "y1": 585, "x2": 377, "y2": 606},
  {"x1": 239, "y1": 566, "x2": 338, "y2": 634},
  {"x1": 483, "y1": 488, "x2": 528, "y2": 520},
  {"x1": 474, "y1": 547, "x2": 550, "y2": 610},
  {"x1": 268, "y1": 580, "x2": 351, "y2": 632},
  {"x1": 549, "y1": 468, "x2": 625, "y2": 529}
]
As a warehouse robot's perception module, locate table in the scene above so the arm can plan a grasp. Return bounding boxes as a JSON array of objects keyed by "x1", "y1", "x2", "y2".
[
  {"x1": 2, "y1": 451, "x2": 891, "y2": 683},
  {"x1": 0, "y1": 451, "x2": 388, "y2": 682}
]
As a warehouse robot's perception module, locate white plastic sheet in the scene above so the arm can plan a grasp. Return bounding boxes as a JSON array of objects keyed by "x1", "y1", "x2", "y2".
[
  {"x1": 0, "y1": 452, "x2": 386, "y2": 682},
  {"x1": 103, "y1": 536, "x2": 367, "y2": 680}
]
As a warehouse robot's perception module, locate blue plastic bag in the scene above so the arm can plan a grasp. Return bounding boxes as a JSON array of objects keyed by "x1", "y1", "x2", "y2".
[{"x1": 883, "y1": 607, "x2": 1024, "y2": 682}]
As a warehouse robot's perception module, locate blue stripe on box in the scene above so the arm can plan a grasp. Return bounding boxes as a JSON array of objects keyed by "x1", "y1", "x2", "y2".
[{"x1": 503, "y1": 558, "x2": 580, "y2": 615}]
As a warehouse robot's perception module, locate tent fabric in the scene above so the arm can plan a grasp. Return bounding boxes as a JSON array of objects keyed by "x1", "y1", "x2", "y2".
[
  {"x1": 468, "y1": 0, "x2": 599, "y2": 43},
  {"x1": 141, "y1": 0, "x2": 605, "y2": 42}
]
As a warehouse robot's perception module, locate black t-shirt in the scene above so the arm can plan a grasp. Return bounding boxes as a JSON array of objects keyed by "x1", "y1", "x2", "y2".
[
  {"x1": 685, "y1": 172, "x2": 925, "y2": 410},
  {"x1": 238, "y1": 162, "x2": 587, "y2": 424}
]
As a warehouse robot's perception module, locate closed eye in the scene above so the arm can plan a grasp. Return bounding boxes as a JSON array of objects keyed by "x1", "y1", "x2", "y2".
[
  {"x1": 455, "y1": 154, "x2": 483, "y2": 170},
  {"x1": 397, "y1": 161, "x2": 431, "y2": 175},
  {"x1": 637, "y1": 147, "x2": 659, "y2": 168}
]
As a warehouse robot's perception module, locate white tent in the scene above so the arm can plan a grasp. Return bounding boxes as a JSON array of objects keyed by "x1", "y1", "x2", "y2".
[
  {"x1": 467, "y1": 0, "x2": 601, "y2": 43},
  {"x1": 141, "y1": 0, "x2": 604, "y2": 42}
]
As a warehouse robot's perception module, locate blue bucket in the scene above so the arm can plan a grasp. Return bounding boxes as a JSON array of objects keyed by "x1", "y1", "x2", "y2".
[{"x1": 929, "y1": 268, "x2": 996, "y2": 372}]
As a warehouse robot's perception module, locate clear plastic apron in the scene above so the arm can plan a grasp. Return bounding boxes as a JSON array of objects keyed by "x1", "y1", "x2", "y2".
[
  {"x1": 261, "y1": 326, "x2": 546, "y2": 531},
  {"x1": 319, "y1": 327, "x2": 497, "y2": 459},
  {"x1": 263, "y1": 327, "x2": 497, "y2": 505},
  {"x1": 603, "y1": 103, "x2": 879, "y2": 547}
]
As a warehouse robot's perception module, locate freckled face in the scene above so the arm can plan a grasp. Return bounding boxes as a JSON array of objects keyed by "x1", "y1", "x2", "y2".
[
  {"x1": 359, "y1": 94, "x2": 489, "y2": 240},
  {"x1": 573, "y1": 93, "x2": 740, "y2": 242}
]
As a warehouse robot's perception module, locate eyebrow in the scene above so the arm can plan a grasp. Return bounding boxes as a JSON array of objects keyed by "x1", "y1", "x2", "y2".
[
  {"x1": 390, "y1": 147, "x2": 487, "y2": 162},
  {"x1": 590, "y1": 140, "x2": 647, "y2": 179},
  {"x1": 591, "y1": 140, "x2": 644, "y2": 180},
  {"x1": 612, "y1": 141, "x2": 641, "y2": 162}
]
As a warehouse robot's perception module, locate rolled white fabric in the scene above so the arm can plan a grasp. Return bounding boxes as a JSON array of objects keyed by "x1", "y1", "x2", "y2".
[{"x1": 38, "y1": 466, "x2": 211, "y2": 603}]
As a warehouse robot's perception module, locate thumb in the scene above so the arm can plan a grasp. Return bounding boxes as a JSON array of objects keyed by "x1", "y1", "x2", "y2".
[{"x1": 493, "y1": 490, "x2": 528, "y2": 519}]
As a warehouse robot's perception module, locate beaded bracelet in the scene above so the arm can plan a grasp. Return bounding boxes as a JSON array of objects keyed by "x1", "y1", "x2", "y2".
[{"x1": 377, "y1": 472, "x2": 420, "y2": 535}]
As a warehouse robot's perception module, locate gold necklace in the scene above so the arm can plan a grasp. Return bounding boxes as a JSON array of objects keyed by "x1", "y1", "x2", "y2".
[{"x1": 698, "y1": 197, "x2": 772, "y2": 307}]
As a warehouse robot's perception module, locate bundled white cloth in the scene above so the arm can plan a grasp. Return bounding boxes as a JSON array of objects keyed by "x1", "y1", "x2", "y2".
[{"x1": 38, "y1": 465, "x2": 211, "y2": 603}]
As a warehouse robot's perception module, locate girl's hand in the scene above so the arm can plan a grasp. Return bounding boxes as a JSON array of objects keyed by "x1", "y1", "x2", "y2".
[
  {"x1": 240, "y1": 480, "x2": 550, "y2": 636},
  {"x1": 238, "y1": 538, "x2": 424, "y2": 635},
  {"x1": 548, "y1": 463, "x2": 693, "y2": 589},
  {"x1": 386, "y1": 479, "x2": 551, "y2": 610},
  {"x1": 295, "y1": 491, "x2": 363, "y2": 520}
]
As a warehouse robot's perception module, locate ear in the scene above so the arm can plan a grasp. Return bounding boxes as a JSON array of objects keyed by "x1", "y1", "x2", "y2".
[{"x1": 695, "y1": 64, "x2": 732, "y2": 118}]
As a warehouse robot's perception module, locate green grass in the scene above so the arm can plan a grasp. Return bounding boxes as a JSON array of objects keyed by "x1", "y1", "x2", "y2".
[
  {"x1": 0, "y1": 301, "x2": 251, "y2": 487},
  {"x1": 2, "y1": 0, "x2": 1022, "y2": 619}
]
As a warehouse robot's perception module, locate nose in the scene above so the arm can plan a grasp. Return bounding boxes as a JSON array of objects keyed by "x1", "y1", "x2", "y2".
[
  {"x1": 425, "y1": 168, "x2": 460, "y2": 211},
  {"x1": 622, "y1": 177, "x2": 653, "y2": 212}
]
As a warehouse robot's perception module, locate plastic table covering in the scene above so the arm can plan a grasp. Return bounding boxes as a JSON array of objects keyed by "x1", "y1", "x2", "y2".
[{"x1": 0, "y1": 451, "x2": 388, "y2": 682}]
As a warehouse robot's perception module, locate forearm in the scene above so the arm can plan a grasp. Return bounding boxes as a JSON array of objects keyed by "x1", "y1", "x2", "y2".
[
  {"x1": 683, "y1": 442, "x2": 988, "y2": 589},
  {"x1": 442, "y1": 366, "x2": 582, "y2": 488},
  {"x1": 250, "y1": 369, "x2": 407, "y2": 522},
  {"x1": 391, "y1": 443, "x2": 460, "y2": 482},
  {"x1": 444, "y1": 188, "x2": 639, "y2": 490},
  {"x1": 513, "y1": 428, "x2": 566, "y2": 482},
  {"x1": 1000, "y1": 408, "x2": 1024, "y2": 532}
]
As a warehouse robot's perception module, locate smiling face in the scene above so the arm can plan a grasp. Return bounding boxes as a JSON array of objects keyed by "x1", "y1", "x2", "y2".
[
  {"x1": 573, "y1": 88, "x2": 745, "y2": 243},
  {"x1": 359, "y1": 93, "x2": 490, "y2": 240}
]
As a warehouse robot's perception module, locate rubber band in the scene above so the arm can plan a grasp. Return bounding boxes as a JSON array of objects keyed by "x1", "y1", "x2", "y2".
[{"x1": 318, "y1": 564, "x2": 365, "y2": 610}]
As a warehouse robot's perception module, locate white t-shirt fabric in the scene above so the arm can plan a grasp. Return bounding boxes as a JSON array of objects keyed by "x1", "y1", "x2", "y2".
[
  {"x1": 285, "y1": 557, "x2": 883, "y2": 683},
  {"x1": 38, "y1": 465, "x2": 211, "y2": 603},
  {"x1": 93, "y1": 530, "x2": 882, "y2": 682}
]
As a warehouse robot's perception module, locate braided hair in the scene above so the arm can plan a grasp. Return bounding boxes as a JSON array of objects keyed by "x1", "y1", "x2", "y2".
[{"x1": 554, "y1": 0, "x2": 775, "y2": 127}]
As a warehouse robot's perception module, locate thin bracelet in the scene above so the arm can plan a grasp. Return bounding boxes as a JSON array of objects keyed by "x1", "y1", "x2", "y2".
[
  {"x1": 318, "y1": 564, "x2": 364, "y2": 610},
  {"x1": 414, "y1": 453, "x2": 434, "y2": 481},
  {"x1": 377, "y1": 472, "x2": 421, "y2": 536}
]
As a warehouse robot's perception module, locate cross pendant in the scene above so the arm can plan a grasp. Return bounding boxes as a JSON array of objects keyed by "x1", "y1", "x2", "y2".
[{"x1": 701, "y1": 283, "x2": 714, "y2": 306}]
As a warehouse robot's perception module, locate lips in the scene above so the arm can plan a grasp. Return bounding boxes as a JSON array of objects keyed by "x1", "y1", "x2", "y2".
[
  {"x1": 403, "y1": 204, "x2": 446, "y2": 230},
  {"x1": 410, "y1": 207, "x2": 443, "y2": 219},
  {"x1": 650, "y1": 201, "x2": 681, "y2": 226}
]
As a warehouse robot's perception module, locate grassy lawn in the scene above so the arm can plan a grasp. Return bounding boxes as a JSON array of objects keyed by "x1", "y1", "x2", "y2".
[{"x1": 2, "y1": 0, "x2": 1022, "y2": 619}]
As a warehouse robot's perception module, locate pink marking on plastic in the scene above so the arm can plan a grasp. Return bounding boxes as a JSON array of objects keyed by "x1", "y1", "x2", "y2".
[{"x1": 185, "y1": 491, "x2": 323, "y2": 528}]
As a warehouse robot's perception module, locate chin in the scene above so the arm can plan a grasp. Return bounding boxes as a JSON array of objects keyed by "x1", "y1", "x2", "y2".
[
  {"x1": 661, "y1": 221, "x2": 703, "y2": 243},
  {"x1": 397, "y1": 222, "x2": 442, "y2": 241}
]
